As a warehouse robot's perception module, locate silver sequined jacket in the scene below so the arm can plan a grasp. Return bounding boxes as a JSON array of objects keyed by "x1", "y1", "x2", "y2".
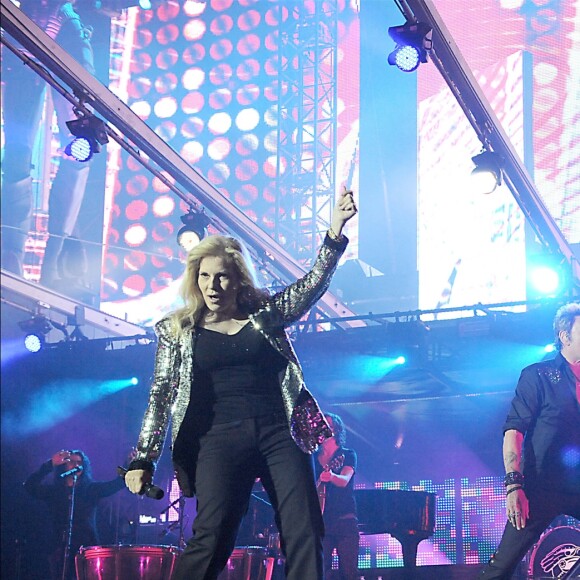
[{"x1": 132, "y1": 235, "x2": 347, "y2": 496}]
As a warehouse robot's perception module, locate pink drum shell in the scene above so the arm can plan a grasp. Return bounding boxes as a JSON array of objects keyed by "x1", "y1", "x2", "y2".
[{"x1": 75, "y1": 544, "x2": 181, "y2": 580}]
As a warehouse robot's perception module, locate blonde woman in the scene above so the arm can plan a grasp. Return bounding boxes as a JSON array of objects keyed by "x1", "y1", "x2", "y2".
[{"x1": 125, "y1": 189, "x2": 357, "y2": 580}]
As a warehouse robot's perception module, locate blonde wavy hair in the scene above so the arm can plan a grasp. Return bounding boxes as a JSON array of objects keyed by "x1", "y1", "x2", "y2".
[{"x1": 169, "y1": 235, "x2": 267, "y2": 337}]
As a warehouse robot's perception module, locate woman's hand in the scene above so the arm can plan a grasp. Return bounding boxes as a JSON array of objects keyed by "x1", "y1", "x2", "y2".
[
  {"x1": 330, "y1": 187, "x2": 357, "y2": 237},
  {"x1": 51, "y1": 450, "x2": 72, "y2": 467},
  {"x1": 124, "y1": 469, "x2": 151, "y2": 494}
]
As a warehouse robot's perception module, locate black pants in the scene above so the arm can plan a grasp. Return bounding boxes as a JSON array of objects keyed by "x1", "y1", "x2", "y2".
[
  {"x1": 323, "y1": 516, "x2": 360, "y2": 580},
  {"x1": 172, "y1": 414, "x2": 324, "y2": 580},
  {"x1": 479, "y1": 488, "x2": 580, "y2": 579}
]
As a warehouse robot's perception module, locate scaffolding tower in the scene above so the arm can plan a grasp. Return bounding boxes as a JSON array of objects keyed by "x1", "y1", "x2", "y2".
[{"x1": 275, "y1": 1, "x2": 338, "y2": 266}]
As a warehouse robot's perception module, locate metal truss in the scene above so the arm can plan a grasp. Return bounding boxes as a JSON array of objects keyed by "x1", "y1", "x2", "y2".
[
  {"x1": 275, "y1": 1, "x2": 338, "y2": 265},
  {"x1": 398, "y1": 0, "x2": 580, "y2": 294},
  {"x1": 0, "y1": 0, "x2": 358, "y2": 326}
]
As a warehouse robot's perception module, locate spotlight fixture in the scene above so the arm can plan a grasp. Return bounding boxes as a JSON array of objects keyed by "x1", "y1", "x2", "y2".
[
  {"x1": 527, "y1": 251, "x2": 571, "y2": 298},
  {"x1": 64, "y1": 115, "x2": 109, "y2": 162},
  {"x1": 387, "y1": 21, "x2": 432, "y2": 72},
  {"x1": 18, "y1": 315, "x2": 52, "y2": 353},
  {"x1": 177, "y1": 210, "x2": 211, "y2": 252},
  {"x1": 471, "y1": 150, "x2": 504, "y2": 194}
]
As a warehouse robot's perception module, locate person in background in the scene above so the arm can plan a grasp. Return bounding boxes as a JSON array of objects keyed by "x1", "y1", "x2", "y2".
[
  {"x1": 1, "y1": 0, "x2": 94, "y2": 287},
  {"x1": 315, "y1": 412, "x2": 359, "y2": 580},
  {"x1": 24, "y1": 449, "x2": 128, "y2": 580},
  {"x1": 479, "y1": 301, "x2": 580, "y2": 578},
  {"x1": 123, "y1": 189, "x2": 358, "y2": 580}
]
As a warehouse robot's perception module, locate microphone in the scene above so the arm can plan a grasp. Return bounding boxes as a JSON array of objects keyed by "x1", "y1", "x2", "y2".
[
  {"x1": 117, "y1": 466, "x2": 164, "y2": 500},
  {"x1": 60, "y1": 465, "x2": 83, "y2": 478}
]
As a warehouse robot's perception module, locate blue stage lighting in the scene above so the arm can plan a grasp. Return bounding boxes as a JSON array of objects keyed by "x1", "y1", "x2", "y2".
[
  {"x1": 387, "y1": 21, "x2": 432, "y2": 73},
  {"x1": 527, "y1": 252, "x2": 571, "y2": 298},
  {"x1": 130, "y1": 377, "x2": 139, "y2": 385},
  {"x1": 544, "y1": 343, "x2": 556, "y2": 354},
  {"x1": 18, "y1": 316, "x2": 52, "y2": 353},
  {"x1": 24, "y1": 334, "x2": 43, "y2": 353},
  {"x1": 395, "y1": 355, "x2": 406, "y2": 365},
  {"x1": 65, "y1": 115, "x2": 109, "y2": 163},
  {"x1": 64, "y1": 137, "x2": 94, "y2": 162}
]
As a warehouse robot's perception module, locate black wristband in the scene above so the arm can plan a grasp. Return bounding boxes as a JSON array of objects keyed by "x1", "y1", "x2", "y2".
[
  {"x1": 506, "y1": 485, "x2": 523, "y2": 496},
  {"x1": 504, "y1": 471, "x2": 524, "y2": 487}
]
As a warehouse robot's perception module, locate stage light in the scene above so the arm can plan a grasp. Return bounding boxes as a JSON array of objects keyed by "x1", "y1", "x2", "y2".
[
  {"x1": 544, "y1": 343, "x2": 556, "y2": 354},
  {"x1": 395, "y1": 355, "x2": 406, "y2": 365},
  {"x1": 387, "y1": 21, "x2": 432, "y2": 73},
  {"x1": 64, "y1": 115, "x2": 109, "y2": 163},
  {"x1": 527, "y1": 252, "x2": 571, "y2": 298},
  {"x1": 177, "y1": 210, "x2": 211, "y2": 252},
  {"x1": 471, "y1": 150, "x2": 503, "y2": 194},
  {"x1": 18, "y1": 316, "x2": 52, "y2": 353}
]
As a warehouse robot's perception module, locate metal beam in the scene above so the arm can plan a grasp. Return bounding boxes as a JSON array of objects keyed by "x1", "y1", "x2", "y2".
[
  {"x1": 399, "y1": 0, "x2": 579, "y2": 291},
  {"x1": 0, "y1": 0, "x2": 359, "y2": 321}
]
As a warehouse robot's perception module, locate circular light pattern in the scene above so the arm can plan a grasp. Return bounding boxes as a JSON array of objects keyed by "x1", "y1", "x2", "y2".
[
  {"x1": 210, "y1": 14, "x2": 234, "y2": 35},
  {"x1": 264, "y1": 105, "x2": 278, "y2": 127},
  {"x1": 135, "y1": 28, "x2": 153, "y2": 49},
  {"x1": 122, "y1": 274, "x2": 146, "y2": 297},
  {"x1": 207, "y1": 162, "x2": 231, "y2": 184},
  {"x1": 207, "y1": 137, "x2": 231, "y2": 160},
  {"x1": 181, "y1": 140, "x2": 204, "y2": 164},
  {"x1": 156, "y1": 23, "x2": 180, "y2": 45},
  {"x1": 152, "y1": 195, "x2": 176, "y2": 217},
  {"x1": 235, "y1": 134, "x2": 259, "y2": 155},
  {"x1": 152, "y1": 221, "x2": 174, "y2": 242},
  {"x1": 238, "y1": 9, "x2": 261, "y2": 31},
  {"x1": 265, "y1": 5, "x2": 285, "y2": 26},
  {"x1": 155, "y1": 72, "x2": 178, "y2": 94},
  {"x1": 264, "y1": 31, "x2": 278, "y2": 51},
  {"x1": 130, "y1": 52, "x2": 152, "y2": 74},
  {"x1": 263, "y1": 155, "x2": 279, "y2": 177},
  {"x1": 237, "y1": 34, "x2": 260, "y2": 56},
  {"x1": 235, "y1": 159, "x2": 259, "y2": 181},
  {"x1": 236, "y1": 108, "x2": 260, "y2": 131},
  {"x1": 156, "y1": 47, "x2": 179, "y2": 70},
  {"x1": 125, "y1": 224, "x2": 148, "y2": 247},
  {"x1": 104, "y1": 251, "x2": 119, "y2": 270},
  {"x1": 130, "y1": 100, "x2": 152, "y2": 120},
  {"x1": 209, "y1": 88, "x2": 233, "y2": 109},
  {"x1": 126, "y1": 174, "x2": 150, "y2": 196},
  {"x1": 154, "y1": 96, "x2": 178, "y2": 119},
  {"x1": 181, "y1": 117, "x2": 205, "y2": 138},
  {"x1": 126, "y1": 157, "x2": 142, "y2": 172},
  {"x1": 264, "y1": 56, "x2": 279, "y2": 76},
  {"x1": 155, "y1": 120, "x2": 177, "y2": 141},
  {"x1": 263, "y1": 184, "x2": 278, "y2": 203},
  {"x1": 236, "y1": 84, "x2": 260, "y2": 105},
  {"x1": 209, "y1": 63, "x2": 233, "y2": 85},
  {"x1": 264, "y1": 81, "x2": 282, "y2": 101},
  {"x1": 263, "y1": 130, "x2": 277, "y2": 152},
  {"x1": 107, "y1": 229, "x2": 120, "y2": 245},
  {"x1": 126, "y1": 199, "x2": 149, "y2": 220},
  {"x1": 128, "y1": 77, "x2": 152, "y2": 99},
  {"x1": 182, "y1": 44, "x2": 206, "y2": 64},
  {"x1": 151, "y1": 272, "x2": 174, "y2": 292},
  {"x1": 183, "y1": 67, "x2": 205, "y2": 90},
  {"x1": 210, "y1": 39, "x2": 234, "y2": 61},
  {"x1": 124, "y1": 251, "x2": 147, "y2": 271},
  {"x1": 183, "y1": 18, "x2": 207, "y2": 41},
  {"x1": 208, "y1": 112, "x2": 232, "y2": 135},
  {"x1": 236, "y1": 59, "x2": 260, "y2": 81},
  {"x1": 181, "y1": 92, "x2": 205, "y2": 114},
  {"x1": 184, "y1": 0, "x2": 207, "y2": 17},
  {"x1": 212, "y1": 0, "x2": 234, "y2": 12},
  {"x1": 234, "y1": 184, "x2": 258, "y2": 206},
  {"x1": 158, "y1": 1, "x2": 180, "y2": 21}
]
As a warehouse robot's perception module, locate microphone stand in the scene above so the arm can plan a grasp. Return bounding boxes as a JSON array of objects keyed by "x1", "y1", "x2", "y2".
[{"x1": 61, "y1": 474, "x2": 78, "y2": 580}]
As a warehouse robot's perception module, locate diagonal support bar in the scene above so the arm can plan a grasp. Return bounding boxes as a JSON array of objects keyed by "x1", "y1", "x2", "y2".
[{"x1": 400, "y1": 0, "x2": 579, "y2": 292}]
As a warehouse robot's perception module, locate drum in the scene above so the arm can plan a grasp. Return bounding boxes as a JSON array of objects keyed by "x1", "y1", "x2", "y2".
[
  {"x1": 217, "y1": 546, "x2": 272, "y2": 580},
  {"x1": 528, "y1": 526, "x2": 580, "y2": 579},
  {"x1": 75, "y1": 544, "x2": 181, "y2": 580}
]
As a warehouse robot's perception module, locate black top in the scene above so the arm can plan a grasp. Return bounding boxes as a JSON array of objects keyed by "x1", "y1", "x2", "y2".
[
  {"x1": 315, "y1": 447, "x2": 358, "y2": 526},
  {"x1": 503, "y1": 353, "x2": 580, "y2": 494},
  {"x1": 24, "y1": 460, "x2": 126, "y2": 552},
  {"x1": 190, "y1": 323, "x2": 287, "y2": 425}
]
